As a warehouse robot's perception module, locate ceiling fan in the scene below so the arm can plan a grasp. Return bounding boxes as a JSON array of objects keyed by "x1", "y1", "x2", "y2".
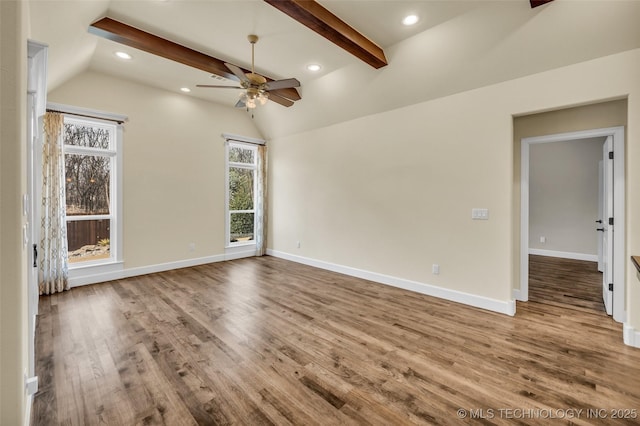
[{"x1": 197, "y1": 35, "x2": 300, "y2": 109}]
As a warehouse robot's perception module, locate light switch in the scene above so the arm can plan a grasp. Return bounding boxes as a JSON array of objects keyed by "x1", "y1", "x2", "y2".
[{"x1": 472, "y1": 208, "x2": 489, "y2": 220}]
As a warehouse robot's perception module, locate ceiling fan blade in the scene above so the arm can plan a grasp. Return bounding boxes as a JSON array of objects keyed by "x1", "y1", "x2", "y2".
[
  {"x1": 196, "y1": 84, "x2": 243, "y2": 89},
  {"x1": 268, "y1": 92, "x2": 295, "y2": 107},
  {"x1": 265, "y1": 78, "x2": 300, "y2": 91},
  {"x1": 235, "y1": 99, "x2": 246, "y2": 108},
  {"x1": 268, "y1": 88, "x2": 301, "y2": 101},
  {"x1": 225, "y1": 63, "x2": 249, "y2": 83}
]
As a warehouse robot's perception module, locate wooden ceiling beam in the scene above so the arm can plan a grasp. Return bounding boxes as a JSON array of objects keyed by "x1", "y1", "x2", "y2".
[
  {"x1": 263, "y1": 0, "x2": 387, "y2": 69},
  {"x1": 89, "y1": 17, "x2": 301, "y2": 101}
]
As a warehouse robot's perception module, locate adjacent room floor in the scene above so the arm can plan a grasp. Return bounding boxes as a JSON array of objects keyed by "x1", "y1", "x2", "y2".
[
  {"x1": 32, "y1": 255, "x2": 640, "y2": 425},
  {"x1": 528, "y1": 254, "x2": 606, "y2": 314}
]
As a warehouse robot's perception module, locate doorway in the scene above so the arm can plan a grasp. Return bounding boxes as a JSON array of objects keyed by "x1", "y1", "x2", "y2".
[{"x1": 519, "y1": 127, "x2": 626, "y2": 323}]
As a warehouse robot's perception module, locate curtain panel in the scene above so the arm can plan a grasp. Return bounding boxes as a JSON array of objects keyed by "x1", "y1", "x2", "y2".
[
  {"x1": 40, "y1": 112, "x2": 69, "y2": 295},
  {"x1": 255, "y1": 144, "x2": 268, "y2": 256}
]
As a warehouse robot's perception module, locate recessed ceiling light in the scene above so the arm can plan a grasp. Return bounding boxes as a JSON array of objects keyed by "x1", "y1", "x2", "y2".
[
  {"x1": 402, "y1": 15, "x2": 419, "y2": 26},
  {"x1": 115, "y1": 51, "x2": 132, "y2": 60},
  {"x1": 306, "y1": 64, "x2": 321, "y2": 72},
  {"x1": 180, "y1": 87, "x2": 191, "y2": 93}
]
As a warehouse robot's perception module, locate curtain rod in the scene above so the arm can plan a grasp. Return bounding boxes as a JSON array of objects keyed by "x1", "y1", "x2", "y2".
[
  {"x1": 221, "y1": 132, "x2": 266, "y2": 146},
  {"x1": 46, "y1": 102, "x2": 128, "y2": 125},
  {"x1": 46, "y1": 109, "x2": 125, "y2": 124}
]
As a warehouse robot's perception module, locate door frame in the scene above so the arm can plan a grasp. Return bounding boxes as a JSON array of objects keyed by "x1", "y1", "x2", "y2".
[
  {"x1": 519, "y1": 126, "x2": 626, "y2": 323},
  {"x1": 26, "y1": 40, "x2": 47, "y2": 398}
]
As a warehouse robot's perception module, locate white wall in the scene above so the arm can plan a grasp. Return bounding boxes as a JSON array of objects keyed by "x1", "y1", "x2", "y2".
[
  {"x1": 529, "y1": 137, "x2": 604, "y2": 257},
  {"x1": 49, "y1": 71, "x2": 263, "y2": 271},
  {"x1": 0, "y1": 1, "x2": 29, "y2": 424},
  {"x1": 268, "y1": 49, "x2": 640, "y2": 329}
]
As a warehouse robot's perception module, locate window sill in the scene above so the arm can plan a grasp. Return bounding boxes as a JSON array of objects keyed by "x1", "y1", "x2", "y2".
[{"x1": 225, "y1": 241, "x2": 256, "y2": 250}]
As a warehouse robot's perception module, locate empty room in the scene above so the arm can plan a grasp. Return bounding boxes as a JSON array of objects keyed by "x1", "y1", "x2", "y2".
[{"x1": 2, "y1": 0, "x2": 640, "y2": 424}]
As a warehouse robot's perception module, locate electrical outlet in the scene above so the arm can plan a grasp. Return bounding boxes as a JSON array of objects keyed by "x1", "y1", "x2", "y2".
[
  {"x1": 188, "y1": 243, "x2": 195, "y2": 252},
  {"x1": 540, "y1": 236, "x2": 546, "y2": 243},
  {"x1": 432, "y1": 264, "x2": 440, "y2": 275},
  {"x1": 296, "y1": 241, "x2": 301, "y2": 248}
]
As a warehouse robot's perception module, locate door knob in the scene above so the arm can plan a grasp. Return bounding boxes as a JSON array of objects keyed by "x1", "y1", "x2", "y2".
[
  {"x1": 596, "y1": 220, "x2": 603, "y2": 223},
  {"x1": 597, "y1": 228, "x2": 605, "y2": 232}
]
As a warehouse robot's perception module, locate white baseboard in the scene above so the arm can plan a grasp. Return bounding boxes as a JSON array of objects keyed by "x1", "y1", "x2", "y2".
[
  {"x1": 267, "y1": 249, "x2": 515, "y2": 316},
  {"x1": 529, "y1": 249, "x2": 598, "y2": 262},
  {"x1": 623, "y1": 324, "x2": 640, "y2": 348},
  {"x1": 69, "y1": 250, "x2": 255, "y2": 287},
  {"x1": 513, "y1": 288, "x2": 523, "y2": 301}
]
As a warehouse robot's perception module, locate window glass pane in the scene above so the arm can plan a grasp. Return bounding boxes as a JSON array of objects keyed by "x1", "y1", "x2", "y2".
[
  {"x1": 229, "y1": 167, "x2": 254, "y2": 210},
  {"x1": 67, "y1": 219, "x2": 111, "y2": 263},
  {"x1": 64, "y1": 123, "x2": 111, "y2": 149},
  {"x1": 229, "y1": 145, "x2": 255, "y2": 164},
  {"x1": 65, "y1": 154, "x2": 111, "y2": 215},
  {"x1": 230, "y1": 213, "x2": 254, "y2": 243}
]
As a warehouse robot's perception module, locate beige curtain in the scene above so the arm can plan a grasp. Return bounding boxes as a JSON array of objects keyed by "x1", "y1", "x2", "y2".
[
  {"x1": 40, "y1": 112, "x2": 69, "y2": 295},
  {"x1": 255, "y1": 144, "x2": 268, "y2": 256}
]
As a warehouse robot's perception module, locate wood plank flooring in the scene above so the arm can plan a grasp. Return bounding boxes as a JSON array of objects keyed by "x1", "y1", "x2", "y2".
[
  {"x1": 33, "y1": 256, "x2": 640, "y2": 425},
  {"x1": 528, "y1": 255, "x2": 606, "y2": 314}
]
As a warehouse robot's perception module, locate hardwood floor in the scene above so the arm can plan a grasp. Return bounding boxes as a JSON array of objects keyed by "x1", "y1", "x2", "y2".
[
  {"x1": 529, "y1": 255, "x2": 606, "y2": 314},
  {"x1": 33, "y1": 256, "x2": 640, "y2": 425}
]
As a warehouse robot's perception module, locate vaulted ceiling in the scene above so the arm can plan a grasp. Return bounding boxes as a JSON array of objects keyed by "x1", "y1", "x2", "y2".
[{"x1": 28, "y1": 0, "x2": 640, "y2": 139}]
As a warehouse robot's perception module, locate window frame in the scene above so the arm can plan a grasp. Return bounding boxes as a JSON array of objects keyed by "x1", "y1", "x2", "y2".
[
  {"x1": 225, "y1": 141, "x2": 258, "y2": 248},
  {"x1": 62, "y1": 115, "x2": 123, "y2": 269}
]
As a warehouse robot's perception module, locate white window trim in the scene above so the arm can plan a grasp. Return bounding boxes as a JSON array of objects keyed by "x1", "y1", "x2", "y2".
[
  {"x1": 55, "y1": 108, "x2": 125, "y2": 279},
  {"x1": 48, "y1": 102, "x2": 127, "y2": 124},
  {"x1": 225, "y1": 141, "x2": 258, "y2": 249},
  {"x1": 222, "y1": 132, "x2": 265, "y2": 146}
]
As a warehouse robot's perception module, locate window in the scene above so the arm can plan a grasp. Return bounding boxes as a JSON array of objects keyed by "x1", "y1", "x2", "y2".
[
  {"x1": 63, "y1": 117, "x2": 121, "y2": 265},
  {"x1": 226, "y1": 142, "x2": 257, "y2": 246}
]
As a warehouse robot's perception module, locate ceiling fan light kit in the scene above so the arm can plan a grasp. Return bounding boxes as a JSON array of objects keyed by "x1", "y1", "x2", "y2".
[{"x1": 239, "y1": 87, "x2": 269, "y2": 109}]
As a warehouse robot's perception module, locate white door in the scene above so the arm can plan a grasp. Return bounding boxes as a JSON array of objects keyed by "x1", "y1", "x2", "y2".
[
  {"x1": 597, "y1": 160, "x2": 604, "y2": 272},
  {"x1": 601, "y1": 136, "x2": 613, "y2": 315}
]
